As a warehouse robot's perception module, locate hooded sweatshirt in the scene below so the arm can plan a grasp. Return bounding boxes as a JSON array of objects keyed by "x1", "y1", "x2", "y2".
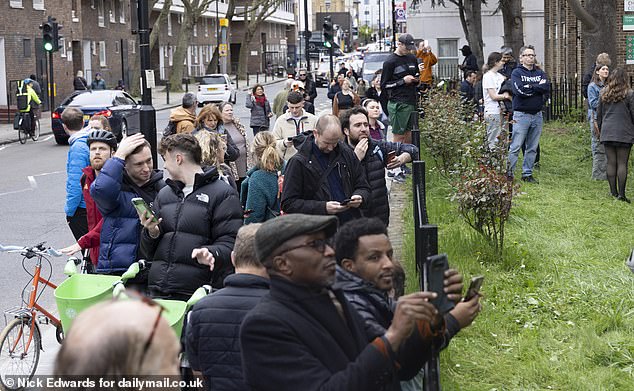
[
  {"x1": 169, "y1": 106, "x2": 196, "y2": 134},
  {"x1": 511, "y1": 65, "x2": 550, "y2": 114},
  {"x1": 65, "y1": 130, "x2": 90, "y2": 216}
]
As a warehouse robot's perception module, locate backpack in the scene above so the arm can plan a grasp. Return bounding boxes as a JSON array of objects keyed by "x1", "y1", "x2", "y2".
[
  {"x1": 163, "y1": 121, "x2": 177, "y2": 137},
  {"x1": 16, "y1": 81, "x2": 28, "y2": 111}
]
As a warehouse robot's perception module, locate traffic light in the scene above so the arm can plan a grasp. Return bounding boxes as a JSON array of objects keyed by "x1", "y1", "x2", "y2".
[
  {"x1": 323, "y1": 16, "x2": 333, "y2": 48},
  {"x1": 40, "y1": 17, "x2": 61, "y2": 52}
]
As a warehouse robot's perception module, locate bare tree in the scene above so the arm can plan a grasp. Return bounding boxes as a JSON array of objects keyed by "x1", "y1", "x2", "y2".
[
  {"x1": 566, "y1": 0, "x2": 617, "y2": 71},
  {"x1": 207, "y1": 0, "x2": 237, "y2": 74},
  {"x1": 168, "y1": 0, "x2": 213, "y2": 92},
  {"x1": 237, "y1": 0, "x2": 284, "y2": 80},
  {"x1": 416, "y1": 0, "x2": 485, "y2": 68},
  {"x1": 497, "y1": 0, "x2": 524, "y2": 56}
]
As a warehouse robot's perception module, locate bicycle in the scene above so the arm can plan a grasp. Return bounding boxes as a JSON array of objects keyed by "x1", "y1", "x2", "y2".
[
  {"x1": 0, "y1": 242, "x2": 64, "y2": 389},
  {"x1": 17, "y1": 113, "x2": 40, "y2": 145}
]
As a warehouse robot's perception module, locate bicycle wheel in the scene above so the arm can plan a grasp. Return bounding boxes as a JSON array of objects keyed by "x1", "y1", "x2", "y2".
[
  {"x1": 17, "y1": 128, "x2": 27, "y2": 145},
  {"x1": 0, "y1": 318, "x2": 41, "y2": 390},
  {"x1": 31, "y1": 120, "x2": 40, "y2": 142}
]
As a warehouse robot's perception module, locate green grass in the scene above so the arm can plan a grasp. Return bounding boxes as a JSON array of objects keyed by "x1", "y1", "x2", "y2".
[{"x1": 401, "y1": 121, "x2": 634, "y2": 390}]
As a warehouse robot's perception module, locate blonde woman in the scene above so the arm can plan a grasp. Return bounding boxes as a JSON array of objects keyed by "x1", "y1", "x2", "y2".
[
  {"x1": 194, "y1": 104, "x2": 240, "y2": 164},
  {"x1": 195, "y1": 130, "x2": 237, "y2": 191},
  {"x1": 240, "y1": 131, "x2": 284, "y2": 223}
]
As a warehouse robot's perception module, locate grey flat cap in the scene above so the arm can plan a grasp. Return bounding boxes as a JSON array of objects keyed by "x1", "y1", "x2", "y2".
[{"x1": 255, "y1": 214, "x2": 338, "y2": 263}]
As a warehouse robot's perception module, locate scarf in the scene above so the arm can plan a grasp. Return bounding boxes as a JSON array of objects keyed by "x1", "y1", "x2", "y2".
[{"x1": 255, "y1": 94, "x2": 266, "y2": 108}]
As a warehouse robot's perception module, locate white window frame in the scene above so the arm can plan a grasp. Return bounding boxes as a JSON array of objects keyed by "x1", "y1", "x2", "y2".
[
  {"x1": 33, "y1": 0, "x2": 45, "y2": 10},
  {"x1": 193, "y1": 45, "x2": 199, "y2": 63},
  {"x1": 92, "y1": 41, "x2": 97, "y2": 55},
  {"x1": 98, "y1": 0, "x2": 105, "y2": 27},
  {"x1": 436, "y1": 38, "x2": 459, "y2": 79},
  {"x1": 59, "y1": 37, "x2": 67, "y2": 57},
  {"x1": 114, "y1": 40, "x2": 120, "y2": 54},
  {"x1": 109, "y1": 0, "x2": 116, "y2": 23},
  {"x1": 169, "y1": 46, "x2": 173, "y2": 66},
  {"x1": 99, "y1": 41, "x2": 107, "y2": 66},
  {"x1": 129, "y1": 39, "x2": 136, "y2": 54},
  {"x1": 193, "y1": 23, "x2": 197, "y2": 37},
  {"x1": 167, "y1": 13, "x2": 173, "y2": 36},
  {"x1": 204, "y1": 19, "x2": 208, "y2": 37},
  {"x1": 10, "y1": 0, "x2": 23, "y2": 8},
  {"x1": 119, "y1": 0, "x2": 126, "y2": 23}
]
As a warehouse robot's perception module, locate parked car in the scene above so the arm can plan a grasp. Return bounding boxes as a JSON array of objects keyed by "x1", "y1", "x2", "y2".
[
  {"x1": 196, "y1": 74, "x2": 237, "y2": 106},
  {"x1": 362, "y1": 51, "x2": 392, "y2": 83},
  {"x1": 315, "y1": 62, "x2": 331, "y2": 87},
  {"x1": 51, "y1": 90, "x2": 141, "y2": 145}
]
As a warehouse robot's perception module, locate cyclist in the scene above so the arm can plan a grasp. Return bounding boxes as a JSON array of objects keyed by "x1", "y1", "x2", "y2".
[
  {"x1": 17, "y1": 78, "x2": 41, "y2": 135},
  {"x1": 60, "y1": 130, "x2": 117, "y2": 272}
]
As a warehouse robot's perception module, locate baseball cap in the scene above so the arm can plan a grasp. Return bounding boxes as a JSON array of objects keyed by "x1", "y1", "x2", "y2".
[{"x1": 398, "y1": 34, "x2": 416, "y2": 50}]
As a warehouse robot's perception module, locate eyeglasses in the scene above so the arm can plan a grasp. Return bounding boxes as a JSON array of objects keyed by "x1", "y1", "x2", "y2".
[
  {"x1": 115, "y1": 290, "x2": 166, "y2": 367},
  {"x1": 277, "y1": 238, "x2": 333, "y2": 256},
  {"x1": 522, "y1": 54, "x2": 535, "y2": 57},
  {"x1": 299, "y1": 74, "x2": 307, "y2": 77}
]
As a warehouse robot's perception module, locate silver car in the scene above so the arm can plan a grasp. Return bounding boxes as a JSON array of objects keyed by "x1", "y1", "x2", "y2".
[{"x1": 196, "y1": 74, "x2": 237, "y2": 106}]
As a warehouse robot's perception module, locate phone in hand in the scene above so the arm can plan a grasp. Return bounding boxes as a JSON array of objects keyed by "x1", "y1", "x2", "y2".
[
  {"x1": 386, "y1": 151, "x2": 397, "y2": 164},
  {"x1": 426, "y1": 254, "x2": 456, "y2": 314},
  {"x1": 131, "y1": 198, "x2": 158, "y2": 223},
  {"x1": 340, "y1": 198, "x2": 352, "y2": 206},
  {"x1": 464, "y1": 276, "x2": 484, "y2": 301}
]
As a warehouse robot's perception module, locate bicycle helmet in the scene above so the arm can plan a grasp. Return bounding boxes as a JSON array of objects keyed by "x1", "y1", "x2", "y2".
[{"x1": 87, "y1": 129, "x2": 118, "y2": 150}]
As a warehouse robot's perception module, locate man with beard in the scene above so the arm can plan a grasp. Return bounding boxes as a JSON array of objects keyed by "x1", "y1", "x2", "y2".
[
  {"x1": 334, "y1": 217, "x2": 481, "y2": 391},
  {"x1": 240, "y1": 214, "x2": 453, "y2": 391},
  {"x1": 91, "y1": 133, "x2": 164, "y2": 284},
  {"x1": 340, "y1": 107, "x2": 418, "y2": 226},
  {"x1": 60, "y1": 130, "x2": 118, "y2": 271}
]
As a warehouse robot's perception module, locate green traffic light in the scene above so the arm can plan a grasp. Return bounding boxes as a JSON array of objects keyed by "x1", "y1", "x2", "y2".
[
  {"x1": 44, "y1": 42, "x2": 53, "y2": 51},
  {"x1": 324, "y1": 41, "x2": 332, "y2": 48}
]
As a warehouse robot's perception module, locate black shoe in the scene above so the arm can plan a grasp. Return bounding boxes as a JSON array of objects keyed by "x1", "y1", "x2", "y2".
[
  {"x1": 521, "y1": 175, "x2": 538, "y2": 184},
  {"x1": 401, "y1": 166, "x2": 412, "y2": 175},
  {"x1": 617, "y1": 195, "x2": 631, "y2": 203}
]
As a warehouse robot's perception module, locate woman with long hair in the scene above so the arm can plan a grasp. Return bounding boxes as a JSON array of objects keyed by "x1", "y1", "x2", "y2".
[
  {"x1": 363, "y1": 99, "x2": 386, "y2": 141},
  {"x1": 193, "y1": 104, "x2": 239, "y2": 165},
  {"x1": 587, "y1": 64, "x2": 609, "y2": 180},
  {"x1": 482, "y1": 52, "x2": 511, "y2": 149},
  {"x1": 246, "y1": 84, "x2": 273, "y2": 136},
  {"x1": 597, "y1": 67, "x2": 634, "y2": 202},
  {"x1": 219, "y1": 101, "x2": 250, "y2": 188},
  {"x1": 332, "y1": 79, "x2": 361, "y2": 118},
  {"x1": 194, "y1": 129, "x2": 237, "y2": 190},
  {"x1": 240, "y1": 131, "x2": 284, "y2": 223}
]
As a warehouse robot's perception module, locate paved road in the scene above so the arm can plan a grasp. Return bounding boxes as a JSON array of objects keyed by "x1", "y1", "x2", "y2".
[{"x1": 0, "y1": 82, "x2": 333, "y2": 375}]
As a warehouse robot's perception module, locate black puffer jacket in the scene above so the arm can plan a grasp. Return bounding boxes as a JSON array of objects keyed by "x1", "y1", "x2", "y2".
[
  {"x1": 354, "y1": 139, "x2": 418, "y2": 226},
  {"x1": 186, "y1": 273, "x2": 270, "y2": 391},
  {"x1": 141, "y1": 167, "x2": 243, "y2": 295},
  {"x1": 281, "y1": 134, "x2": 370, "y2": 219}
]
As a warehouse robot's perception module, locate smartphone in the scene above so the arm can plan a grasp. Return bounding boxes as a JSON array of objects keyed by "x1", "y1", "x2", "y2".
[
  {"x1": 426, "y1": 254, "x2": 455, "y2": 314},
  {"x1": 386, "y1": 151, "x2": 397, "y2": 164},
  {"x1": 131, "y1": 198, "x2": 158, "y2": 223},
  {"x1": 340, "y1": 198, "x2": 352, "y2": 206},
  {"x1": 464, "y1": 276, "x2": 484, "y2": 301}
]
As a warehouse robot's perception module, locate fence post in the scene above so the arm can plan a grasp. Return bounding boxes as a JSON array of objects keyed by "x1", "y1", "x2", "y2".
[
  {"x1": 247, "y1": 73, "x2": 250, "y2": 87},
  {"x1": 256, "y1": 72, "x2": 259, "y2": 84},
  {"x1": 166, "y1": 81, "x2": 170, "y2": 105},
  {"x1": 235, "y1": 75, "x2": 239, "y2": 90},
  {"x1": 184, "y1": 78, "x2": 189, "y2": 93}
]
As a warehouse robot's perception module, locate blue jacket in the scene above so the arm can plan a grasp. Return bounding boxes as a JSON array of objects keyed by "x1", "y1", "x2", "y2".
[
  {"x1": 587, "y1": 81, "x2": 604, "y2": 112},
  {"x1": 511, "y1": 65, "x2": 550, "y2": 114},
  {"x1": 186, "y1": 273, "x2": 270, "y2": 391},
  {"x1": 90, "y1": 157, "x2": 164, "y2": 273},
  {"x1": 65, "y1": 131, "x2": 90, "y2": 216}
]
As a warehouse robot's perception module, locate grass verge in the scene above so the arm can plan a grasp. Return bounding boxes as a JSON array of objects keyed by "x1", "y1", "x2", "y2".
[{"x1": 402, "y1": 121, "x2": 634, "y2": 390}]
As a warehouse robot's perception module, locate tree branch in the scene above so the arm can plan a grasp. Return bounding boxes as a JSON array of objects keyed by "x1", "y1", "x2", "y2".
[{"x1": 566, "y1": 0, "x2": 598, "y2": 32}]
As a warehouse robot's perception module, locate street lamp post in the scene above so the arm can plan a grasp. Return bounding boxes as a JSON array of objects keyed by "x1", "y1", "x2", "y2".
[
  {"x1": 378, "y1": 0, "x2": 382, "y2": 50},
  {"x1": 137, "y1": 0, "x2": 157, "y2": 168},
  {"x1": 391, "y1": 0, "x2": 396, "y2": 50},
  {"x1": 216, "y1": 0, "x2": 220, "y2": 73},
  {"x1": 304, "y1": 0, "x2": 310, "y2": 71}
]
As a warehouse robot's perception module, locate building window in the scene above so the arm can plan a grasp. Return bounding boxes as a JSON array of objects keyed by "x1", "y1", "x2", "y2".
[
  {"x1": 167, "y1": 13, "x2": 172, "y2": 36},
  {"x1": 59, "y1": 37, "x2": 66, "y2": 57},
  {"x1": 10, "y1": 1, "x2": 23, "y2": 8},
  {"x1": 23, "y1": 39, "x2": 31, "y2": 58},
  {"x1": 119, "y1": 0, "x2": 126, "y2": 23},
  {"x1": 72, "y1": 0, "x2": 79, "y2": 21},
  {"x1": 193, "y1": 23, "x2": 197, "y2": 37},
  {"x1": 168, "y1": 46, "x2": 173, "y2": 66},
  {"x1": 129, "y1": 39, "x2": 136, "y2": 54},
  {"x1": 204, "y1": 18, "x2": 208, "y2": 37},
  {"x1": 193, "y1": 45, "x2": 199, "y2": 63},
  {"x1": 92, "y1": 41, "x2": 97, "y2": 56},
  {"x1": 437, "y1": 39, "x2": 459, "y2": 79},
  {"x1": 98, "y1": 0, "x2": 105, "y2": 27},
  {"x1": 99, "y1": 41, "x2": 107, "y2": 66},
  {"x1": 33, "y1": 0, "x2": 45, "y2": 10},
  {"x1": 178, "y1": 14, "x2": 182, "y2": 24},
  {"x1": 114, "y1": 40, "x2": 120, "y2": 54},
  {"x1": 109, "y1": 0, "x2": 116, "y2": 22}
]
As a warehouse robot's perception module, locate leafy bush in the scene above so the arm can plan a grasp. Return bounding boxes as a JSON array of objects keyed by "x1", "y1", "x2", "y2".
[{"x1": 420, "y1": 89, "x2": 517, "y2": 258}]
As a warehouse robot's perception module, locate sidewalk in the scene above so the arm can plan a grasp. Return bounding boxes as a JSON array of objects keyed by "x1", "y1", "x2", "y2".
[{"x1": 0, "y1": 74, "x2": 285, "y2": 146}]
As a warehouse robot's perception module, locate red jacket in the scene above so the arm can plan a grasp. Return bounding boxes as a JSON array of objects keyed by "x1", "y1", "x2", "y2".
[{"x1": 77, "y1": 167, "x2": 102, "y2": 265}]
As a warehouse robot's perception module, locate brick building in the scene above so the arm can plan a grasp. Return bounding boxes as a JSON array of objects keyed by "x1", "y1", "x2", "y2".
[{"x1": 0, "y1": 0, "x2": 296, "y2": 112}]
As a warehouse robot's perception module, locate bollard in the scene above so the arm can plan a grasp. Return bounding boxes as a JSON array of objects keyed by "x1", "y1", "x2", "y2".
[
  {"x1": 256, "y1": 72, "x2": 259, "y2": 84},
  {"x1": 235, "y1": 75, "x2": 239, "y2": 90},
  {"x1": 166, "y1": 81, "x2": 170, "y2": 105},
  {"x1": 264, "y1": 72, "x2": 268, "y2": 83},
  {"x1": 184, "y1": 78, "x2": 189, "y2": 92},
  {"x1": 247, "y1": 73, "x2": 250, "y2": 87}
]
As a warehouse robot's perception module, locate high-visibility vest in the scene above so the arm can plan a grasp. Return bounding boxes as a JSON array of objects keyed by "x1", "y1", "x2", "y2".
[{"x1": 16, "y1": 81, "x2": 29, "y2": 112}]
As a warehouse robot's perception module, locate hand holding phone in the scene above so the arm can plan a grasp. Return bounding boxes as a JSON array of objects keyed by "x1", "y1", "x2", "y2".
[
  {"x1": 340, "y1": 198, "x2": 352, "y2": 206},
  {"x1": 386, "y1": 151, "x2": 397, "y2": 164},
  {"x1": 132, "y1": 198, "x2": 158, "y2": 223},
  {"x1": 426, "y1": 254, "x2": 456, "y2": 314},
  {"x1": 464, "y1": 276, "x2": 484, "y2": 301}
]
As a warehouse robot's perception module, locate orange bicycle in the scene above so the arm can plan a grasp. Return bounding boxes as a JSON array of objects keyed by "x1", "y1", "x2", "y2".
[{"x1": 0, "y1": 242, "x2": 65, "y2": 389}]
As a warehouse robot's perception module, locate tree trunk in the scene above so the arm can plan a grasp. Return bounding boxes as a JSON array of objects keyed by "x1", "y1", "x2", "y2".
[
  {"x1": 150, "y1": 0, "x2": 172, "y2": 53},
  {"x1": 169, "y1": 12, "x2": 194, "y2": 92},
  {"x1": 238, "y1": 27, "x2": 257, "y2": 80},
  {"x1": 463, "y1": 0, "x2": 484, "y2": 68},
  {"x1": 500, "y1": 0, "x2": 524, "y2": 56},
  {"x1": 567, "y1": 0, "x2": 616, "y2": 71},
  {"x1": 129, "y1": 35, "x2": 141, "y2": 96},
  {"x1": 207, "y1": 47, "x2": 220, "y2": 74}
]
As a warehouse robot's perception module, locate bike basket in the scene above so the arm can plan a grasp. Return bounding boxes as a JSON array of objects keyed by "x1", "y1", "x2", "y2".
[
  {"x1": 155, "y1": 299, "x2": 188, "y2": 338},
  {"x1": 54, "y1": 274, "x2": 121, "y2": 332}
]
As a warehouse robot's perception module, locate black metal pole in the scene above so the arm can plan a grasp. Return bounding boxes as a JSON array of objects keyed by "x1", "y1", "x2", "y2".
[
  {"x1": 329, "y1": 45, "x2": 334, "y2": 84},
  {"x1": 137, "y1": 0, "x2": 157, "y2": 168},
  {"x1": 391, "y1": 0, "x2": 396, "y2": 50},
  {"x1": 304, "y1": 0, "x2": 310, "y2": 71},
  {"x1": 48, "y1": 51, "x2": 54, "y2": 112},
  {"x1": 216, "y1": 1, "x2": 221, "y2": 74}
]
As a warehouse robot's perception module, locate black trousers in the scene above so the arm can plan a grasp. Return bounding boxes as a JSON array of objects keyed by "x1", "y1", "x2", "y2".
[{"x1": 66, "y1": 207, "x2": 88, "y2": 241}]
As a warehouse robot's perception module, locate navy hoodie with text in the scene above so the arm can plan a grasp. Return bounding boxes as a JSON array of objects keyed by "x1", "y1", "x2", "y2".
[{"x1": 511, "y1": 65, "x2": 550, "y2": 114}]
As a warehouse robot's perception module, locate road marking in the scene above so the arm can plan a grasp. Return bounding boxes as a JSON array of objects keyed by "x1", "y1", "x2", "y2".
[
  {"x1": 0, "y1": 188, "x2": 32, "y2": 197},
  {"x1": 0, "y1": 171, "x2": 63, "y2": 198},
  {"x1": 42, "y1": 135, "x2": 53, "y2": 142},
  {"x1": 0, "y1": 146, "x2": 7, "y2": 152},
  {"x1": 27, "y1": 176, "x2": 37, "y2": 189},
  {"x1": 32, "y1": 170, "x2": 64, "y2": 178}
]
